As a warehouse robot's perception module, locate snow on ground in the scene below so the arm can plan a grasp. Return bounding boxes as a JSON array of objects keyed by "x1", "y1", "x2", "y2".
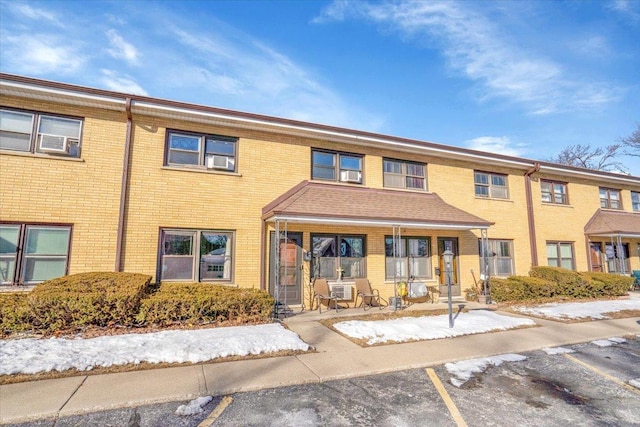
[
  {"x1": 630, "y1": 379, "x2": 640, "y2": 389},
  {"x1": 175, "y1": 396, "x2": 213, "y2": 416},
  {"x1": 332, "y1": 310, "x2": 535, "y2": 345},
  {"x1": 591, "y1": 337, "x2": 627, "y2": 347},
  {"x1": 542, "y1": 346, "x2": 575, "y2": 355},
  {"x1": 0, "y1": 323, "x2": 309, "y2": 376},
  {"x1": 512, "y1": 293, "x2": 640, "y2": 320},
  {"x1": 445, "y1": 354, "x2": 527, "y2": 387}
]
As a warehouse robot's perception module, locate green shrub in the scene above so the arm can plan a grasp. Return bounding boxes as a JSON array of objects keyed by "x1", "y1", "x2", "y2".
[
  {"x1": 136, "y1": 283, "x2": 274, "y2": 326},
  {"x1": 491, "y1": 267, "x2": 633, "y2": 303},
  {"x1": 22, "y1": 272, "x2": 152, "y2": 333},
  {"x1": 0, "y1": 293, "x2": 32, "y2": 335}
]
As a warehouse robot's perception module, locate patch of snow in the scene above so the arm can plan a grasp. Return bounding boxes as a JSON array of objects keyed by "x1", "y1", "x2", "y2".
[
  {"x1": 445, "y1": 354, "x2": 527, "y2": 387},
  {"x1": 542, "y1": 346, "x2": 575, "y2": 355},
  {"x1": 332, "y1": 311, "x2": 535, "y2": 345},
  {"x1": 629, "y1": 379, "x2": 640, "y2": 389},
  {"x1": 512, "y1": 295, "x2": 640, "y2": 320},
  {"x1": 176, "y1": 396, "x2": 213, "y2": 416},
  {"x1": 591, "y1": 339, "x2": 615, "y2": 347},
  {"x1": 0, "y1": 323, "x2": 309, "y2": 375},
  {"x1": 607, "y1": 337, "x2": 627, "y2": 344}
]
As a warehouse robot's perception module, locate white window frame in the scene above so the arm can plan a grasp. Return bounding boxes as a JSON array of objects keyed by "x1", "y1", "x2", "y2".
[
  {"x1": 480, "y1": 239, "x2": 514, "y2": 277},
  {"x1": 383, "y1": 159, "x2": 427, "y2": 191},
  {"x1": 385, "y1": 236, "x2": 432, "y2": 280},
  {"x1": 0, "y1": 108, "x2": 83, "y2": 158},
  {"x1": 546, "y1": 241, "x2": 575, "y2": 270},
  {"x1": 474, "y1": 171, "x2": 509, "y2": 199}
]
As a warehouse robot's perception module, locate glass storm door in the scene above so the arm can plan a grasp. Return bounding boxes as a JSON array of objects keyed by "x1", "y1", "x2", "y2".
[
  {"x1": 438, "y1": 238, "x2": 460, "y2": 296},
  {"x1": 269, "y1": 232, "x2": 303, "y2": 305}
]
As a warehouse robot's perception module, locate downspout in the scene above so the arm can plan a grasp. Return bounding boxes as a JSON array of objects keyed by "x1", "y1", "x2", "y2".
[
  {"x1": 115, "y1": 98, "x2": 133, "y2": 271},
  {"x1": 524, "y1": 162, "x2": 541, "y2": 267}
]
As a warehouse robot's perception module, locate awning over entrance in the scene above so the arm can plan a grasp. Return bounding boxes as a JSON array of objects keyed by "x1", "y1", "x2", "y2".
[
  {"x1": 262, "y1": 181, "x2": 493, "y2": 230},
  {"x1": 584, "y1": 209, "x2": 640, "y2": 238}
]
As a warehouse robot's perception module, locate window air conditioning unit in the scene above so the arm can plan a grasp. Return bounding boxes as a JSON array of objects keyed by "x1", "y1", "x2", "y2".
[
  {"x1": 207, "y1": 155, "x2": 230, "y2": 169},
  {"x1": 340, "y1": 170, "x2": 361, "y2": 183},
  {"x1": 39, "y1": 134, "x2": 69, "y2": 153},
  {"x1": 330, "y1": 284, "x2": 352, "y2": 300}
]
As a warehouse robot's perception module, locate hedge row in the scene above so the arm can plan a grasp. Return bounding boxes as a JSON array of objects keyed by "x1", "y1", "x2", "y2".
[
  {"x1": 0, "y1": 273, "x2": 274, "y2": 336},
  {"x1": 490, "y1": 266, "x2": 632, "y2": 303},
  {"x1": 136, "y1": 282, "x2": 274, "y2": 326}
]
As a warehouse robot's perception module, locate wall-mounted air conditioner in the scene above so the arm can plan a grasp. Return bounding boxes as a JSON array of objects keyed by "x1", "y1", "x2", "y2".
[
  {"x1": 39, "y1": 134, "x2": 69, "y2": 153},
  {"x1": 340, "y1": 170, "x2": 361, "y2": 183},
  {"x1": 330, "y1": 284, "x2": 353, "y2": 300},
  {"x1": 207, "y1": 154, "x2": 230, "y2": 169}
]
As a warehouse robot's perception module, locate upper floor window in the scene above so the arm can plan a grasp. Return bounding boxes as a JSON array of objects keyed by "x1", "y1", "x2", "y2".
[
  {"x1": 599, "y1": 187, "x2": 621, "y2": 209},
  {"x1": 541, "y1": 180, "x2": 568, "y2": 205},
  {"x1": 383, "y1": 159, "x2": 426, "y2": 190},
  {"x1": 632, "y1": 192, "x2": 640, "y2": 212},
  {"x1": 0, "y1": 109, "x2": 82, "y2": 158},
  {"x1": 474, "y1": 171, "x2": 508, "y2": 199},
  {"x1": 166, "y1": 130, "x2": 237, "y2": 172},
  {"x1": 312, "y1": 149, "x2": 362, "y2": 184}
]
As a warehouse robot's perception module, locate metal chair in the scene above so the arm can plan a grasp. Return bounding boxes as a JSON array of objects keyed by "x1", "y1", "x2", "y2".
[
  {"x1": 313, "y1": 278, "x2": 339, "y2": 313},
  {"x1": 354, "y1": 278, "x2": 387, "y2": 310}
]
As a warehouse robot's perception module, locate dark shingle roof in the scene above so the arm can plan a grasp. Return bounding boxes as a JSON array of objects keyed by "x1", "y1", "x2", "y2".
[
  {"x1": 262, "y1": 181, "x2": 493, "y2": 229},
  {"x1": 584, "y1": 210, "x2": 640, "y2": 236}
]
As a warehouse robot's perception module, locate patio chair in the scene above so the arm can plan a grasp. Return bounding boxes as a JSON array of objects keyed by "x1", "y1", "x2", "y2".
[
  {"x1": 632, "y1": 270, "x2": 640, "y2": 291},
  {"x1": 354, "y1": 278, "x2": 387, "y2": 310},
  {"x1": 313, "y1": 278, "x2": 339, "y2": 313}
]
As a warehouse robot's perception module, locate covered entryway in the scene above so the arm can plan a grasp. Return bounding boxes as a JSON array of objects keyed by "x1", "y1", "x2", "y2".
[
  {"x1": 262, "y1": 181, "x2": 494, "y2": 311},
  {"x1": 269, "y1": 232, "x2": 303, "y2": 305},
  {"x1": 585, "y1": 209, "x2": 640, "y2": 275}
]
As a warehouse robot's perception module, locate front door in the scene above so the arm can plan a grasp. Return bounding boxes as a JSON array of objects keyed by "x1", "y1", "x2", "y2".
[
  {"x1": 438, "y1": 238, "x2": 460, "y2": 296},
  {"x1": 269, "y1": 232, "x2": 303, "y2": 305}
]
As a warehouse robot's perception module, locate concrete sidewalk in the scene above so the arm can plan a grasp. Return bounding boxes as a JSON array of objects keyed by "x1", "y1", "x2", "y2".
[{"x1": 1, "y1": 304, "x2": 639, "y2": 425}]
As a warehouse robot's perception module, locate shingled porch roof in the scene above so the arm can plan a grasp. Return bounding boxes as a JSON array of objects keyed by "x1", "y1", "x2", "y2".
[
  {"x1": 262, "y1": 181, "x2": 493, "y2": 230},
  {"x1": 584, "y1": 209, "x2": 640, "y2": 238}
]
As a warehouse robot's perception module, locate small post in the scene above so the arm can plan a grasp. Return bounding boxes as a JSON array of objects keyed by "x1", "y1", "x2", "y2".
[{"x1": 443, "y1": 249, "x2": 454, "y2": 328}]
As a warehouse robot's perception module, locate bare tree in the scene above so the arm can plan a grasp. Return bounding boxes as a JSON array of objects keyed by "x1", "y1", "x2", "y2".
[
  {"x1": 620, "y1": 123, "x2": 640, "y2": 157},
  {"x1": 550, "y1": 144, "x2": 626, "y2": 172}
]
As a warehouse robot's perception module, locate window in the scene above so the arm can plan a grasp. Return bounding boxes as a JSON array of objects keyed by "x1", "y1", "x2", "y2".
[
  {"x1": 0, "y1": 224, "x2": 71, "y2": 285},
  {"x1": 311, "y1": 234, "x2": 365, "y2": 280},
  {"x1": 166, "y1": 130, "x2": 237, "y2": 172},
  {"x1": 541, "y1": 181, "x2": 568, "y2": 205},
  {"x1": 599, "y1": 188, "x2": 622, "y2": 209},
  {"x1": 385, "y1": 236, "x2": 431, "y2": 280},
  {"x1": 479, "y1": 239, "x2": 514, "y2": 276},
  {"x1": 0, "y1": 109, "x2": 82, "y2": 157},
  {"x1": 546, "y1": 242, "x2": 575, "y2": 270},
  {"x1": 605, "y1": 243, "x2": 630, "y2": 274},
  {"x1": 632, "y1": 192, "x2": 640, "y2": 212},
  {"x1": 311, "y1": 150, "x2": 363, "y2": 184},
  {"x1": 383, "y1": 159, "x2": 426, "y2": 190},
  {"x1": 160, "y1": 229, "x2": 233, "y2": 282},
  {"x1": 474, "y1": 171, "x2": 508, "y2": 199}
]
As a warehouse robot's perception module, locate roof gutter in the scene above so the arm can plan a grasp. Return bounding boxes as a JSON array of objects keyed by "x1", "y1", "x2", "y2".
[
  {"x1": 525, "y1": 162, "x2": 541, "y2": 266},
  {"x1": 115, "y1": 98, "x2": 133, "y2": 272},
  {"x1": 265, "y1": 215, "x2": 492, "y2": 230}
]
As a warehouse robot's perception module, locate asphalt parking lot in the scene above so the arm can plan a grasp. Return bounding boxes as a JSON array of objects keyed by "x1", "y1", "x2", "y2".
[{"x1": 9, "y1": 336, "x2": 640, "y2": 427}]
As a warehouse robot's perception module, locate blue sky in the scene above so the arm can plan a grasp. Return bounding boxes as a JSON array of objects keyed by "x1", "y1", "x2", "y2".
[{"x1": 1, "y1": 0, "x2": 639, "y2": 173}]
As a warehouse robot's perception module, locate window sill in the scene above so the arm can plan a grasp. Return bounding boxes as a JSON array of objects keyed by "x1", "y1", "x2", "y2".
[
  {"x1": 0, "y1": 149, "x2": 84, "y2": 162},
  {"x1": 474, "y1": 196, "x2": 512, "y2": 203},
  {"x1": 382, "y1": 186, "x2": 428, "y2": 193},
  {"x1": 310, "y1": 179, "x2": 363, "y2": 186},
  {"x1": 541, "y1": 202, "x2": 572, "y2": 208},
  {"x1": 0, "y1": 285, "x2": 34, "y2": 293},
  {"x1": 162, "y1": 166, "x2": 242, "y2": 177}
]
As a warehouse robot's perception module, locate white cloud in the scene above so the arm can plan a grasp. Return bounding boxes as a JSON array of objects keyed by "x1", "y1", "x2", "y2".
[
  {"x1": 465, "y1": 136, "x2": 528, "y2": 157},
  {"x1": 608, "y1": 0, "x2": 640, "y2": 22},
  {"x1": 100, "y1": 70, "x2": 147, "y2": 95},
  {"x1": 9, "y1": 3, "x2": 64, "y2": 27},
  {"x1": 0, "y1": 34, "x2": 84, "y2": 75},
  {"x1": 314, "y1": 1, "x2": 623, "y2": 115},
  {"x1": 106, "y1": 29, "x2": 139, "y2": 65}
]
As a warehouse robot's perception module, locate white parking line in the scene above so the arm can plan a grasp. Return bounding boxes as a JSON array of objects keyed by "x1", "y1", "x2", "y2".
[{"x1": 426, "y1": 368, "x2": 468, "y2": 427}]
